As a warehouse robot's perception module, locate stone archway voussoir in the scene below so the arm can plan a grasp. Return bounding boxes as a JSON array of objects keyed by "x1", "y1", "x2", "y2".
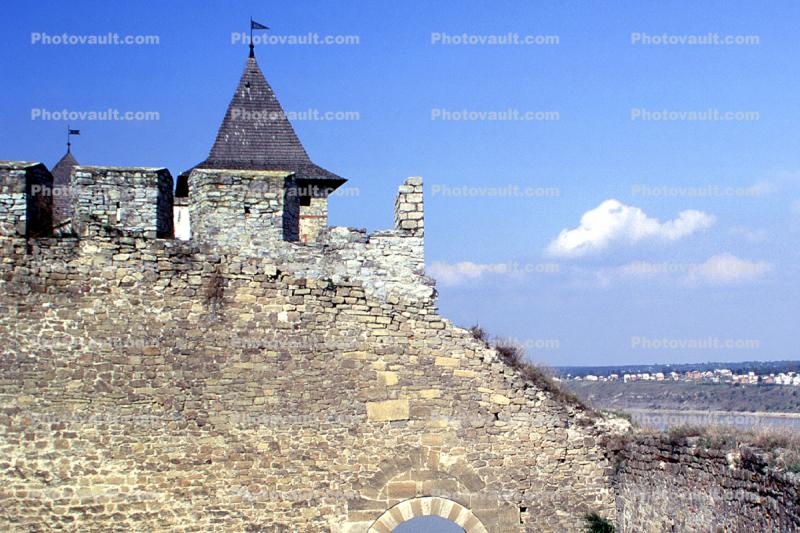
[{"x1": 367, "y1": 496, "x2": 488, "y2": 533}]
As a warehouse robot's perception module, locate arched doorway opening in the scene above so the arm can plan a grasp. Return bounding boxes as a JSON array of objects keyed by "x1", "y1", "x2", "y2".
[{"x1": 367, "y1": 496, "x2": 488, "y2": 533}]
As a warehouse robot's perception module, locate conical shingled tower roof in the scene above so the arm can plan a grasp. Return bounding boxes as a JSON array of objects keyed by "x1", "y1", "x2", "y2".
[
  {"x1": 189, "y1": 55, "x2": 346, "y2": 189},
  {"x1": 51, "y1": 150, "x2": 78, "y2": 223}
]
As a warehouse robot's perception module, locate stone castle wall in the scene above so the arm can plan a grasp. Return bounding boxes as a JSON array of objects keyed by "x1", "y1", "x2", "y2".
[
  {"x1": 615, "y1": 434, "x2": 800, "y2": 532},
  {"x1": 0, "y1": 174, "x2": 621, "y2": 532},
  {"x1": 2, "y1": 165, "x2": 793, "y2": 532}
]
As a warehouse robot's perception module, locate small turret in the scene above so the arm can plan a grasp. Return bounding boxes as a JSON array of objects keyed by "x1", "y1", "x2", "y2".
[{"x1": 184, "y1": 47, "x2": 346, "y2": 249}]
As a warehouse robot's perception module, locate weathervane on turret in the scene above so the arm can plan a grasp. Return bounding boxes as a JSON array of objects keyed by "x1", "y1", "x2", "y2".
[
  {"x1": 66, "y1": 125, "x2": 80, "y2": 154},
  {"x1": 249, "y1": 17, "x2": 269, "y2": 58}
]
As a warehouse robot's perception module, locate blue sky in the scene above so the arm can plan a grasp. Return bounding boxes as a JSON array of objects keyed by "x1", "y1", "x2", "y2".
[{"x1": 2, "y1": 0, "x2": 799, "y2": 366}]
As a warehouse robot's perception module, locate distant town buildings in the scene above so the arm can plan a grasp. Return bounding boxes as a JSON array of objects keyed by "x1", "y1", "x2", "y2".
[{"x1": 564, "y1": 368, "x2": 800, "y2": 387}]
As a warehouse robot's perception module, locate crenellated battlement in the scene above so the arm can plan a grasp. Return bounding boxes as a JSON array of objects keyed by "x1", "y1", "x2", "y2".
[
  {"x1": 0, "y1": 168, "x2": 428, "y2": 302},
  {"x1": 71, "y1": 166, "x2": 174, "y2": 239}
]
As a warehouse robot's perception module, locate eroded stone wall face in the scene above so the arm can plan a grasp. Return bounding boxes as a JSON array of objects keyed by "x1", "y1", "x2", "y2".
[
  {"x1": 0, "y1": 212, "x2": 618, "y2": 531},
  {"x1": 616, "y1": 436, "x2": 800, "y2": 532}
]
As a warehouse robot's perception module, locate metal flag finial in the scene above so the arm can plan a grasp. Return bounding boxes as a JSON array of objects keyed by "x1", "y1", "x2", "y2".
[
  {"x1": 249, "y1": 17, "x2": 270, "y2": 58},
  {"x1": 66, "y1": 125, "x2": 80, "y2": 153}
]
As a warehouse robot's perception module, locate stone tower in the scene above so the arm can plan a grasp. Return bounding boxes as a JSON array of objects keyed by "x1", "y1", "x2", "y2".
[{"x1": 183, "y1": 47, "x2": 346, "y2": 249}]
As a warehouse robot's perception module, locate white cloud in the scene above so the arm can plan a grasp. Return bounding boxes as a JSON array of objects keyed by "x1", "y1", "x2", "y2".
[
  {"x1": 684, "y1": 253, "x2": 772, "y2": 285},
  {"x1": 546, "y1": 199, "x2": 716, "y2": 258},
  {"x1": 426, "y1": 261, "x2": 510, "y2": 287}
]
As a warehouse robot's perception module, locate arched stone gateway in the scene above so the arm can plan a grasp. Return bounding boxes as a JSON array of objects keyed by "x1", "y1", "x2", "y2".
[{"x1": 368, "y1": 497, "x2": 488, "y2": 533}]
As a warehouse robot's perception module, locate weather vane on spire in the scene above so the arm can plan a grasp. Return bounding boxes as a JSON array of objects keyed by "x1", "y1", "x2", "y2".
[
  {"x1": 249, "y1": 17, "x2": 269, "y2": 58},
  {"x1": 66, "y1": 125, "x2": 80, "y2": 153}
]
